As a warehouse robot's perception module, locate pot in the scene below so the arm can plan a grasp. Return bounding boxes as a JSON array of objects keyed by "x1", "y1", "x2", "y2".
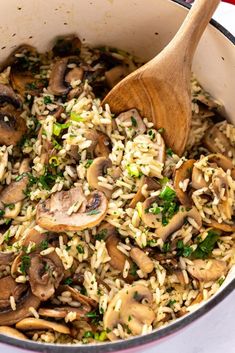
[{"x1": 0, "y1": 0, "x2": 234, "y2": 352}]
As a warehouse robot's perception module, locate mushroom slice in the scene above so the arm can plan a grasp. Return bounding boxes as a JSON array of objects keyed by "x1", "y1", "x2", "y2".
[
  {"x1": 206, "y1": 219, "x2": 235, "y2": 233},
  {"x1": 38, "y1": 307, "x2": 88, "y2": 320},
  {"x1": 28, "y1": 252, "x2": 64, "y2": 301},
  {"x1": 130, "y1": 248, "x2": 154, "y2": 274},
  {"x1": 141, "y1": 196, "x2": 161, "y2": 228},
  {"x1": 191, "y1": 166, "x2": 208, "y2": 189},
  {"x1": 0, "y1": 83, "x2": 21, "y2": 108},
  {"x1": 187, "y1": 259, "x2": 227, "y2": 282},
  {"x1": 65, "y1": 67, "x2": 84, "y2": 84},
  {"x1": 16, "y1": 318, "x2": 70, "y2": 335},
  {"x1": 0, "y1": 276, "x2": 27, "y2": 309},
  {"x1": 129, "y1": 176, "x2": 160, "y2": 209},
  {"x1": 48, "y1": 57, "x2": 70, "y2": 95},
  {"x1": 105, "y1": 65, "x2": 129, "y2": 88},
  {"x1": 0, "y1": 326, "x2": 27, "y2": 339},
  {"x1": 0, "y1": 251, "x2": 15, "y2": 266},
  {"x1": 174, "y1": 159, "x2": 195, "y2": 207},
  {"x1": 211, "y1": 169, "x2": 232, "y2": 220},
  {"x1": 87, "y1": 157, "x2": 113, "y2": 198},
  {"x1": 0, "y1": 172, "x2": 28, "y2": 207},
  {"x1": 11, "y1": 71, "x2": 45, "y2": 97},
  {"x1": 94, "y1": 131, "x2": 112, "y2": 158},
  {"x1": 206, "y1": 153, "x2": 235, "y2": 179},
  {"x1": 203, "y1": 125, "x2": 235, "y2": 159},
  {"x1": 0, "y1": 289, "x2": 40, "y2": 326},
  {"x1": 52, "y1": 35, "x2": 81, "y2": 57},
  {"x1": 0, "y1": 105, "x2": 26, "y2": 146},
  {"x1": 58, "y1": 285, "x2": 97, "y2": 309},
  {"x1": 156, "y1": 207, "x2": 202, "y2": 241},
  {"x1": 36, "y1": 187, "x2": 108, "y2": 232},
  {"x1": 104, "y1": 284, "x2": 155, "y2": 341},
  {"x1": 116, "y1": 109, "x2": 146, "y2": 135}
]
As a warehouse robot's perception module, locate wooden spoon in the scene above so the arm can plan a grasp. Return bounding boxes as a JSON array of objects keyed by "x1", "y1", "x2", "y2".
[{"x1": 103, "y1": 0, "x2": 220, "y2": 155}]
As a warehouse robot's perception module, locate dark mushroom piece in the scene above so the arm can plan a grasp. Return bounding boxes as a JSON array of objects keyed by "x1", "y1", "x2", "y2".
[
  {"x1": 36, "y1": 187, "x2": 108, "y2": 232},
  {"x1": 48, "y1": 57, "x2": 70, "y2": 96},
  {"x1": 105, "y1": 65, "x2": 129, "y2": 88},
  {"x1": 52, "y1": 35, "x2": 81, "y2": 58},
  {"x1": 0, "y1": 83, "x2": 22, "y2": 108},
  {"x1": 174, "y1": 159, "x2": 195, "y2": 207},
  {"x1": 87, "y1": 157, "x2": 113, "y2": 198},
  {"x1": 0, "y1": 277, "x2": 40, "y2": 326},
  {"x1": 0, "y1": 104, "x2": 26, "y2": 146},
  {"x1": 203, "y1": 125, "x2": 235, "y2": 159},
  {"x1": 0, "y1": 251, "x2": 15, "y2": 266},
  {"x1": 129, "y1": 176, "x2": 161, "y2": 209}
]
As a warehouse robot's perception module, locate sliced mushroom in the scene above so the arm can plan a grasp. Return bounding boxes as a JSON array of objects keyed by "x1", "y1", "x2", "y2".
[
  {"x1": 57, "y1": 285, "x2": 97, "y2": 309},
  {"x1": 28, "y1": 252, "x2": 64, "y2": 301},
  {"x1": 130, "y1": 248, "x2": 154, "y2": 274},
  {"x1": 0, "y1": 326, "x2": 27, "y2": 339},
  {"x1": 116, "y1": 109, "x2": 146, "y2": 135},
  {"x1": 16, "y1": 318, "x2": 70, "y2": 334},
  {"x1": 94, "y1": 131, "x2": 112, "y2": 158},
  {"x1": 0, "y1": 288, "x2": 40, "y2": 326},
  {"x1": 36, "y1": 187, "x2": 108, "y2": 232},
  {"x1": 0, "y1": 83, "x2": 21, "y2": 108},
  {"x1": 0, "y1": 251, "x2": 15, "y2": 266},
  {"x1": 141, "y1": 196, "x2": 161, "y2": 228},
  {"x1": 206, "y1": 219, "x2": 235, "y2": 233},
  {"x1": 105, "y1": 65, "x2": 129, "y2": 88},
  {"x1": 203, "y1": 125, "x2": 235, "y2": 159},
  {"x1": 174, "y1": 159, "x2": 195, "y2": 207},
  {"x1": 211, "y1": 169, "x2": 232, "y2": 220},
  {"x1": 192, "y1": 166, "x2": 208, "y2": 189},
  {"x1": 87, "y1": 157, "x2": 112, "y2": 198},
  {"x1": 129, "y1": 176, "x2": 160, "y2": 208},
  {"x1": 38, "y1": 307, "x2": 88, "y2": 320},
  {"x1": 52, "y1": 35, "x2": 81, "y2": 58},
  {"x1": 103, "y1": 284, "x2": 155, "y2": 341},
  {"x1": 0, "y1": 105, "x2": 26, "y2": 146},
  {"x1": 48, "y1": 57, "x2": 70, "y2": 95},
  {"x1": 187, "y1": 259, "x2": 227, "y2": 282},
  {"x1": 156, "y1": 207, "x2": 202, "y2": 241},
  {"x1": 65, "y1": 67, "x2": 84, "y2": 84},
  {"x1": 0, "y1": 276, "x2": 27, "y2": 309}
]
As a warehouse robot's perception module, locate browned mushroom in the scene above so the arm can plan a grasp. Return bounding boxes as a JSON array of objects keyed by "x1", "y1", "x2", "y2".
[
  {"x1": 103, "y1": 284, "x2": 155, "y2": 341},
  {"x1": 116, "y1": 109, "x2": 146, "y2": 135},
  {"x1": 16, "y1": 318, "x2": 70, "y2": 334},
  {"x1": 129, "y1": 176, "x2": 160, "y2": 208},
  {"x1": 156, "y1": 207, "x2": 202, "y2": 241},
  {"x1": 87, "y1": 157, "x2": 113, "y2": 198},
  {"x1": 211, "y1": 169, "x2": 232, "y2": 220},
  {"x1": 65, "y1": 67, "x2": 84, "y2": 84},
  {"x1": 52, "y1": 35, "x2": 81, "y2": 58},
  {"x1": 0, "y1": 276, "x2": 27, "y2": 309},
  {"x1": 187, "y1": 259, "x2": 227, "y2": 282},
  {"x1": 0, "y1": 326, "x2": 27, "y2": 339},
  {"x1": 174, "y1": 159, "x2": 195, "y2": 207},
  {"x1": 0, "y1": 83, "x2": 22, "y2": 108},
  {"x1": 94, "y1": 131, "x2": 112, "y2": 158},
  {"x1": 36, "y1": 187, "x2": 108, "y2": 232},
  {"x1": 203, "y1": 125, "x2": 235, "y2": 159},
  {"x1": 0, "y1": 251, "x2": 15, "y2": 266},
  {"x1": 130, "y1": 247, "x2": 154, "y2": 274},
  {"x1": 48, "y1": 57, "x2": 70, "y2": 96},
  {"x1": 0, "y1": 104, "x2": 26, "y2": 146},
  {"x1": 105, "y1": 65, "x2": 129, "y2": 88},
  {"x1": 205, "y1": 219, "x2": 235, "y2": 232},
  {"x1": 191, "y1": 166, "x2": 208, "y2": 189},
  {"x1": 141, "y1": 196, "x2": 161, "y2": 228}
]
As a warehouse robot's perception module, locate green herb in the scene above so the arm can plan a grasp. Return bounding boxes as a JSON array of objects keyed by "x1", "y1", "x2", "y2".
[
  {"x1": 5, "y1": 203, "x2": 15, "y2": 210},
  {"x1": 77, "y1": 244, "x2": 84, "y2": 254},
  {"x1": 87, "y1": 210, "x2": 101, "y2": 215},
  {"x1": 166, "y1": 148, "x2": 173, "y2": 157},
  {"x1": 26, "y1": 82, "x2": 37, "y2": 90},
  {"x1": 70, "y1": 111, "x2": 84, "y2": 122},
  {"x1": 4, "y1": 230, "x2": 10, "y2": 242},
  {"x1": 85, "y1": 159, "x2": 93, "y2": 168},
  {"x1": 96, "y1": 331, "x2": 107, "y2": 341},
  {"x1": 217, "y1": 277, "x2": 225, "y2": 286},
  {"x1": 127, "y1": 164, "x2": 141, "y2": 178},
  {"x1": 159, "y1": 176, "x2": 169, "y2": 186},
  {"x1": 5, "y1": 219, "x2": 11, "y2": 225},
  {"x1": 64, "y1": 277, "x2": 73, "y2": 285},
  {"x1": 15, "y1": 172, "x2": 28, "y2": 182},
  {"x1": 43, "y1": 96, "x2": 52, "y2": 104},
  {"x1": 52, "y1": 138, "x2": 62, "y2": 150},
  {"x1": 95, "y1": 229, "x2": 107, "y2": 241},
  {"x1": 192, "y1": 229, "x2": 221, "y2": 259},
  {"x1": 66, "y1": 245, "x2": 71, "y2": 251},
  {"x1": 176, "y1": 240, "x2": 193, "y2": 257},
  {"x1": 159, "y1": 186, "x2": 176, "y2": 201},
  {"x1": 40, "y1": 240, "x2": 49, "y2": 250},
  {"x1": 158, "y1": 127, "x2": 165, "y2": 134},
  {"x1": 148, "y1": 129, "x2": 156, "y2": 140},
  {"x1": 83, "y1": 331, "x2": 94, "y2": 339},
  {"x1": 167, "y1": 299, "x2": 176, "y2": 308},
  {"x1": 128, "y1": 315, "x2": 132, "y2": 322},
  {"x1": 0, "y1": 209, "x2": 5, "y2": 217},
  {"x1": 38, "y1": 170, "x2": 57, "y2": 190},
  {"x1": 162, "y1": 242, "x2": 171, "y2": 252},
  {"x1": 85, "y1": 309, "x2": 102, "y2": 325},
  {"x1": 129, "y1": 262, "x2": 138, "y2": 276},
  {"x1": 49, "y1": 156, "x2": 60, "y2": 167},
  {"x1": 20, "y1": 255, "x2": 31, "y2": 274},
  {"x1": 131, "y1": 116, "x2": 137, "y2": 127},
  {"x1": 53, "y1": 122, "x2": 70, "y2": 136}
]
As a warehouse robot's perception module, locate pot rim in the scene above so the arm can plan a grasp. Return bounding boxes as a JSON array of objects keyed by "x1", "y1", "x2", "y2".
[{"x1": 0, "y1": 0, "x2": 234, "y2": 352}]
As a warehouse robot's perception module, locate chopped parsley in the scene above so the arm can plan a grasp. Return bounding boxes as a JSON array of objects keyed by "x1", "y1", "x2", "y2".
[
  {"x1": 176, "y1": 240, "x2": 193, "y2": 257},
  {"x1": 148, "y1": 129, "x2": 156, "y2": 140},
  {"x1": 70, "y1": 111, "x2": 84, "y2": 122},
  {"x1": 162, "y1": 242, "x2": 171, "y2": 253},
  {"x1": 64, "y1": 277, "x2": 73, "y2": 285},
  {"x1": 127, "y1": 164, "x2": 141, "y2": 178},
  {"x1": 166, "y1": 148, "x2": 173, "y2": 156},
  {"x1": 85, "y1": 159, "x2": 93, "y2": 168},
  {"x1": 40, "y1": 240, "x2": 49, "y2": 250},
  {"x1": 38, "y1": 170, "x2": 57, "y2": 190},
  {"x1": 192, "y1": 229, "x2": 221, "y2": 259},
  {"x1": 83, "y1": 331, "x2": 94, "y2": 338},
  {"x1": 20, "y1": 255, "x2": 31, "y2": 274},
  {"x1": 43, "y1": 96, "x2": 52, "y2": 104},
  {"x1": 53, "y1": 122, "x2": 70, "y2": 136},
  {"x1": 95, "y1": 229, "x2": 107, "y2": 241},
  {"x1": 129, "y1": 262, "x2": 138, "y2": 276},
  {"x1": 77, "y1": 244, "x2": 85, "y2": 254},
  {"x1": 167, "y1": 299, "x2": 176, "y2": 308},
  {"x1": 217, "y1": 277, "x2": 225, "y2": 286},
  {"x1": 0, "y1": 209, "x2": 5, "y2": 217},
  {"x1": 87, "y1": 209, "x2": 101, "y2": 215},
  {"x1": 131, "y1": 116, "x2": 137, "y2": 127}
]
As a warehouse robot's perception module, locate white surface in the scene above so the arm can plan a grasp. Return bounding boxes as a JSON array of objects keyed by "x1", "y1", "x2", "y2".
[{"x1": 0, "y1": 2, "x2": 234, "y2": 353}]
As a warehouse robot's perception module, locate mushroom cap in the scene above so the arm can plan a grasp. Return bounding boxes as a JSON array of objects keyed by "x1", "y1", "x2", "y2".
[
  {"x1": 203, "y1": 125, "x2": 235, "y2": 159},
  {"x1": 0, "y1": 276, "x2": 27, "y2": 309},
  {"x1": 16, "y1": 318, "x2": 70, "y2": 334},
  {"x1": 116, "y1": 109, "x2": 146, "y2": 135},
  {"x1": 87, "y1": 157, "x2": 113, "y2": 198},
  {"x1": 187, "y1": 259, "x2": 227, "y2": 282},
  {"x1": 0, "y1": 174, "x2": 28, "y2": 205},
  {"x1": 174, "y1": 159, "x2": 195, "y2": 207},
  {"x1": 0, "y1": 83, "x2": 22, "y2": 108},
  {"x1": 103, "y1": 284, "x2": 155, "y2": 340},
  {"x1": 36, "y1": 187, "x2": 108, "y2": 232},
  {"x1": 192, "y1": 165, "x2": 208, "y2": 189},
  {"x1": 48, "y1": 57, "x2": 70, "y2": 95},
  {"x1": 0, "y1": 105, "x2": 26, "y2": 146},
  {"x1": 0, "y1": 326, "x2": 27, "y2": 340}
]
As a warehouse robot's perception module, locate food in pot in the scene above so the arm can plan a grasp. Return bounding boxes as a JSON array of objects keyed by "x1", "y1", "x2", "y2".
[{"x1": 0, "y1": 35, "x2": 234, "y2": 343}]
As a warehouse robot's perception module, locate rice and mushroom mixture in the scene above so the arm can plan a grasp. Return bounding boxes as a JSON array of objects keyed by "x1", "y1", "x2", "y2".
[{"x1": 0, "y1": 35, "x2": 234, "y2": 344}]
